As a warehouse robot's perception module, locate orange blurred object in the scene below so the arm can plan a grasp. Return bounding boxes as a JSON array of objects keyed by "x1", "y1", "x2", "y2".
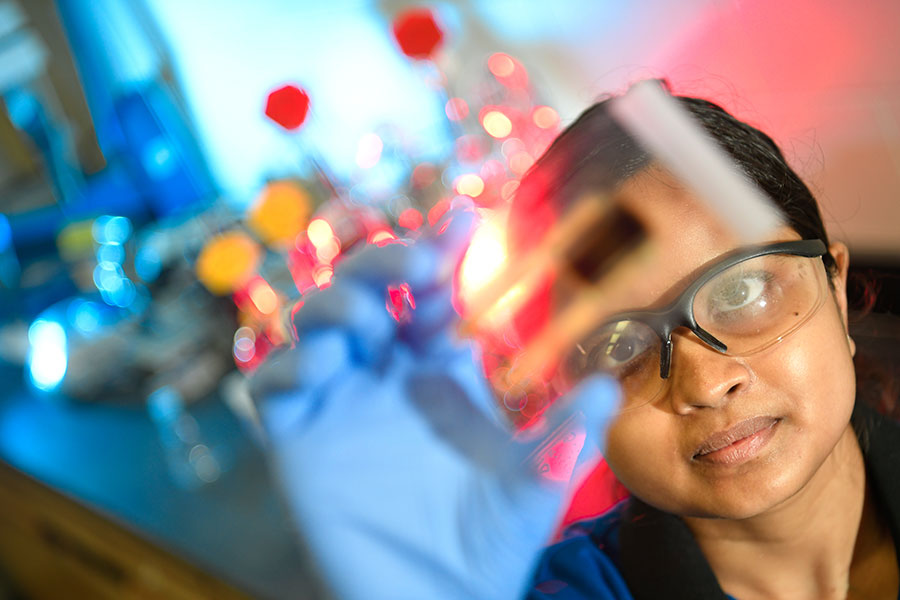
[
  {"x1": 196, "y1": 231, "x2": 262, "y2": 295},
  {"x1": 247, "y1": 181, "x2": 312, "y2": 248}
]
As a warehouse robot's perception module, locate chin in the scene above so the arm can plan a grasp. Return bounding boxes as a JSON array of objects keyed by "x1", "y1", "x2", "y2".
[{"x1": 642, "y1": 458, "x2": 811, "y2": 520}]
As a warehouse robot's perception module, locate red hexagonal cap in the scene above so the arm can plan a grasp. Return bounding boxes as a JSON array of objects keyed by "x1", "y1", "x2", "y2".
[
  {"x1": 265, "y1": 85, "x2": 310, "y2": 130},
  {"x1": 392, "y1": 8, "x2": 443, "y2": 60}
]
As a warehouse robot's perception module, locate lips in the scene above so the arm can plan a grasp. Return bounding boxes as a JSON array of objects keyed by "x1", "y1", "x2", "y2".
[{"x1": 693, "y1": 416, "x2": 780, "y2": 459}]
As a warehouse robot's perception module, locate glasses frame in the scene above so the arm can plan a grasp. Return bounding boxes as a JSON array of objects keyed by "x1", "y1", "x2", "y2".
[{"x1": 604, "y1": 239, "x2": 828, "y2": 379}]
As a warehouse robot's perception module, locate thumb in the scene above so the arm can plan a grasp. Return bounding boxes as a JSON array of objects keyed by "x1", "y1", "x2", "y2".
[{"x1": 520, "y1": 377, "x2": 621, "y2": 485}]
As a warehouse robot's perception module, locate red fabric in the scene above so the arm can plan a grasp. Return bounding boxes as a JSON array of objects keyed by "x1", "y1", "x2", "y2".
[{"x1": 560, "y1": 459, "x2": 630, "y2": 531}]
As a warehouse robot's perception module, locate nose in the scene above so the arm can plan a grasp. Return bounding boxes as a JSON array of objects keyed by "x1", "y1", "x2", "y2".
[{"x1": 666, "y1": 330, "x2": 754, "y2": 413}]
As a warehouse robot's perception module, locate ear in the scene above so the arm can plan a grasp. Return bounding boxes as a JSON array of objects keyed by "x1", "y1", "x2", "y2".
[{"x1": 828, "y1": 241, "x2": 855, "y2": 356}]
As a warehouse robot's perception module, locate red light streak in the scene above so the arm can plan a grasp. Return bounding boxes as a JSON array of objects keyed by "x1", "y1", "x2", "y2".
[{"x1": 398, "y1": 208, "x2": 424, "y2": 231}]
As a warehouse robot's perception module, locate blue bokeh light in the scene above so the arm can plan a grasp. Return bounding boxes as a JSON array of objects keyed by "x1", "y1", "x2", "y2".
[
  {"x1": 97, "y1": 242, "x2": 126, "y2": 265},
  {"x1": 135, "y1": 244, "x2": 162, "y2": 282},
  {"x1": 26, "y1": 319, "x2": 68, "y2": 392},
  {"x1": 92, "y1": 215, "x2": 133, "y2": 245},
  {"x1": 67, "y1": 299, "x2": 103, "y2": 335}
]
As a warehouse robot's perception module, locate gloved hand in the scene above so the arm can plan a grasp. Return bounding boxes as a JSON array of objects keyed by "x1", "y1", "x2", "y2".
[{"x1": 250, "y1": 209, "x2": 620, "y2": 600}]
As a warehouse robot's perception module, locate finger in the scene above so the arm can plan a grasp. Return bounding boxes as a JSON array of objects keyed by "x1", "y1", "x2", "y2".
[
  {"x1": 292, "y1": 279, "x2": 394, "y2": 364},
  {"x1": 251, "y1": 329, "x2": 353, "y2": 397},
  {"x1": 397, "y1": 208, "x2": 479, "y2": 346},
  {"x1": 338, "y1": 241, "x2": 441, "y2": 291},
  {"x1": 406, "y1": 363, "x2": 515, "y2": 472},
  {"x1": 518, "y1": 376, "x2": 621, "y2": 483},
  {"x1": 249, "y1": 329, "x2": 353, "y2": 437},
  {"x1": 564, "y1": 376, "x2": 621, "y2": 477}
]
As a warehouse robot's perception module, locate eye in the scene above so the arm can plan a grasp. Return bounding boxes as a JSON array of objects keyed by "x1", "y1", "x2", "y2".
[
  {"x1": 707, "y1": 271, "x2": 772, "y2": 315},
  {"x1": 570, "y1": 320, "x2": 657, "y2": 377}
]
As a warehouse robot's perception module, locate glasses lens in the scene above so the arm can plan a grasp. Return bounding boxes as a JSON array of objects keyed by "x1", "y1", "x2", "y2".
[
  {"x1": 562, "y1": 319, "x2": 664, "y2": 410},
  {"x1": 693, "y1": 254, "x2": 827, "y2": 355}
]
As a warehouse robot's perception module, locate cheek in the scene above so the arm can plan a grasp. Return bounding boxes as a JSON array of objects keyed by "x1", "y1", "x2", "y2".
[
  {"x1": 603, "y1": 415, "x2": 686, "y2": 508},
  {"x1": 767, "y1": 300, "x2": 856, "y2": 435}
]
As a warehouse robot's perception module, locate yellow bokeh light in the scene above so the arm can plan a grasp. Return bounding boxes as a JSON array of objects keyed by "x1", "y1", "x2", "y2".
[
  {"x1": 315, "y1": 238, "x2": 341, "y2": 263},
  {"x1": 248, "y1": 278, "x2": 278, "y2": 315},
  {"x1": 455, "y1": 173, "x2": 485, "y2": 198},
  {"x1": 368, "y1": 229, "x2": 397, "y2": 244},
  {"x1": 457, "y1": 214, "x2": 530, "y2": 330},
  {"x1": 196, "y1": 231, "x2": 262, "y2": 295},
  {"x1": 313, "y1": 264, "x2": 334, "y2": 288},
  {"x1": 482, "y1": 111, "x2": 513, "y2": 139},
  {"x1": 458, "y1": 215, "x2": 507, "y2": 304},
  {"x1": 247, "y1": 181, "x2": 312, "y2": 248},
  {"x1": 307, "y1": 218, "x2": 335, "y2": 249}
]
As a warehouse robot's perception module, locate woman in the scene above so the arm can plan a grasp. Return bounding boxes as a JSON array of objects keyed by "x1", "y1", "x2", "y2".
[
  {"x1": 524, "y1": 94, "x2": 900, "y2": 599},
  {"x1": 252, "y1": 87, "x2": 900, "y2": 599}
]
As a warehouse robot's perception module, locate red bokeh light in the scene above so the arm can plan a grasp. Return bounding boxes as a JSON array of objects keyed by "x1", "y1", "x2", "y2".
[
  {"x1": 392, "y1": 8, "x2": 444, "y2": 59},
  {"x1": 265, "y1": 85, "x2": 310, "y2": 130},
  {"x1": 398, "y1": 208, "x2": 424, "y2": 230},
  {"x1": 487, "y1": 52, "x2": 529, "y2": 88},
  {"x1": 386, "y1": 283, "x2": 416, "y2": 323},
  {"x1": 455, "y1": 134, "x2": 488, "y2": 163},
  {"x1": 445, "y1": 97, "x2": 469, "y2": 121},
  {"x1": 411, "y1": 163, "x2": 438, "y2": 189}
]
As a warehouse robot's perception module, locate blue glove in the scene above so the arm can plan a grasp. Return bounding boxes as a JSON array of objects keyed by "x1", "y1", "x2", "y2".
[{"x1": 251, "y1": 209, "x2": 620, "y2": 600}]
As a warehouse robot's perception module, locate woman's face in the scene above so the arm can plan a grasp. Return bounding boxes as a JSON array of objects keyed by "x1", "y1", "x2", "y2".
[{"x1": 599, "y1": 170, "x2": 856, "y2": 519}]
